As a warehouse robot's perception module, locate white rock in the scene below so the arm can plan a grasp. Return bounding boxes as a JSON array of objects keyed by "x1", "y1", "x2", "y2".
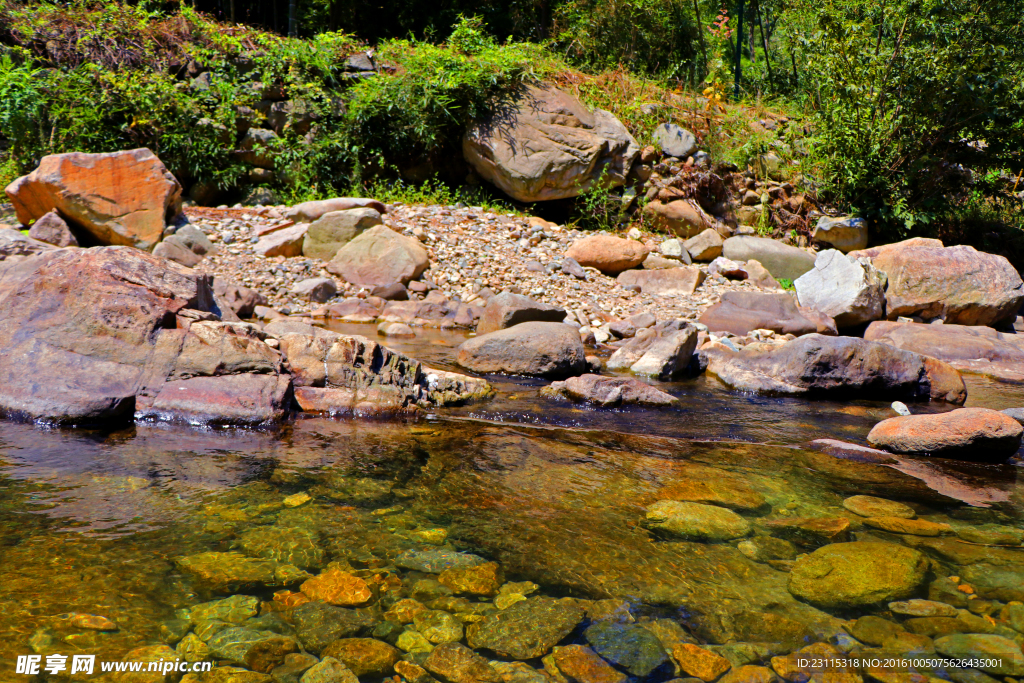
[{"x1": 794, "y1": 249, "x2": 885, "y2": 328}]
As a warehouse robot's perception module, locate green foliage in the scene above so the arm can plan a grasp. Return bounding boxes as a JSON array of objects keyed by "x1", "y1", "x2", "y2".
[
  {"x1": 777, "y1": 277, "x2": 794, "y2": 290},
  {"x1": 552, "y1": 0, "x2": 701, "y2": 77},
  {"x1": 805, "y1": 0, "x2": 1024, "y2": 239},
  {"x1": 570, "y1": 169, "x2": 632, "y2": 232},
  {"x1": 363, "y1": 177, "x2": 517, "y2": 212}
]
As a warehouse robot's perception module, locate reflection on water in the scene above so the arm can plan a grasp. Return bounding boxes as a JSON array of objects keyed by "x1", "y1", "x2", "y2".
[{"x1": 0, "y1": 325, "x2": 1020, "y2": 680}]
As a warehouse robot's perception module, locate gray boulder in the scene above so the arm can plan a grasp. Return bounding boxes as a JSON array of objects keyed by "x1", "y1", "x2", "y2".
[
  {"x1": 794, "y1": 249, "x2": 885, "y2": 328},
  {"x1": 303, "y1": 208, "x2": 383, "y2": 261},
  {"x1": 0, "y1": 227, "x2": 55, "y2": 261},
  {"x1": 153, "y1": 235, "x2": 203, "y2": 267},
  {"x1": 284, "y1": 198, "x2": 387, "y2": 223},
  {"x1": 456, "y1": 322, "x2": 587, "y2": 379},
  {"x1": 683, "y1": 229, "x2": 723, "y2": 261},
  {"x1": 722, "y1": 236, "x2": 815, "y2": 281},
  {"x1": 704, "y1": 334, "x2": 967, "y2": 403},
  {"x1": 607, "y1": 321, "x2": 698, "y2": 380},
  {"x1": 652, "y1": 123, "x2": 698, "y2": 158},
  {"x1": 174, "y1": 224, "x2": 216, "y2": 256},
  {"x1": 463, "y1": 84, "x2": 638, "y2": 202},
  {"x1": 812, "y1": 216, "x2": 868, "y2": 253},
  {"x1": 476, "y1": 292, "x2": 566, "y2": 335}
]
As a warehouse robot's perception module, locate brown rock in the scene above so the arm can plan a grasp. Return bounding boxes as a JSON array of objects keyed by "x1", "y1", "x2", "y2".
[
  {"x1": 841, "y1": 495, "x2": 915, "y2": 519},
  {"x1": 643, "y1": 200, "x2": 717, "y2": 238},
  {"x1": 214, "y1": 279, "x2": 267, "y2": 319},
  {"x1": 869, "y1": 244, "x2": 1024, "y2": 326},
  {"x1": 0, "y1": 227, "x2": 55, "y2": 261},
  {"x1": 867, "y1": 408, "x2": 1023, "y2": 462},
  {"x1": 864, "y1": 321, "x2": 1024, "y2": 382},
  {"x1": 321, "y1": 638, "x2": 401, "y2": 677},
  {"x1": 654, "y1": 466, "x2": 766, "y2": 512},
  {"x1": 27, "y1": 210, "x2": 78, "y2": 247},
  {"x1": 704, "y1": 334, "x2": 966, "y2": 403},
  {"x1": 328, "y1": 226, "x2": 429, "y2": 286},
  {"x1": 395, "y1": 661, "x2": 434, "y2": 683},
  {"x1": 547, "y1": 645, "x2": 627, "y2": 683},
  {"x1": 424, "y1": 642, "x2": 501, "y2": 683},
  {"x1": 477, "y1": 292, "x2": 566, "y2": 335},
  {"x1": 154, "y1": 235, "x2": 204, "y2": 267},
  {"x1": 617, "y1": 266, "x2": 705, "y2": 296},
  {"x1": 5, "y1": 148, "x2": 182, "y2": 250},
  {"x1": 439, "y1": 562, "x2": 504, "y2": 597},
  {"x1": 719, "y1": 666, "x2": 777, "y2": 683},
  {"x1": 699, "y1": 291, "x2": 830, "y2": 337},
  {"x1": 848, "y1": 237, "x2": 943, "y2": 261},
  {"x1": 301, "y1": 568, "x2": 373, "y2": 606},
  {"x1": 565, "y1": 235, "x2": 649, "y2": 275},
  {"x1": 671, "y1": 643, "x2": 732, "y2": 682},
  {"x1": 457, "y1": 322, "x2": 587, "y2": 379},
  {"x1": 862, "y1": 517, "x2": 952, "y2": 537},
  {"x1": 463, "y1": 83, "x2": 638, "y2": 203},
  {"x1": 302, "y1": 208, "x2": 383, "y2": 261},
  {"x1": 384, "y1": 598, "x2": 428, "y2": 624}
]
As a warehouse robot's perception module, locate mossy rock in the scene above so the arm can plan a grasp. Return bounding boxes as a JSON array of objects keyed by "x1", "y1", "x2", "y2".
[{"x1": 788, "y1": 542, "x2": 929, "y2": 608}]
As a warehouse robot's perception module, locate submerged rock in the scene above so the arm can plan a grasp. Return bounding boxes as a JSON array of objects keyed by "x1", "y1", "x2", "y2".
[
  {"x1": 320, "y1": 638, "x2": 401, "y2": 677},
  {"x1": 787, "y1": 542, "x2": 929, "y2": 608},
  {"x1": 704, "y1": 334, "x2": 966, "y2": 403},
  {"x1": 288, "y1": 602, "x2": 378, "y2": 654},
  {"x1": 583, "y1": 621, "x2": 669, "y2": 677},
  {"x1": 645, "y1": 501, "x2": 751, "y2": 542},
  {"x1": 841, "y1": 495, "x2": 915, "y2": 519},
  {"x1": 467, "y1": 597, "x2": 584, "y2": 660},
  {"x1": 424, "y1": 642, "x2": 501, "y2": 683},
  {"x1": 395, "y1": 549, "x2": 487, "y2": 574},
  {"x1": 933, "y1": 634, "x2": 1024, "y2": 676},
  {"x1": 867, "y1": 408, "x2": 1023, "y2": 462},
  {"x1": 177, "y1": 551, "x2": 299, "y2": 591},
  {"x1": 545, "y1": 644, "x2": 627, "y2": 683},
  {"x1": 300, "y1": 568, "x2": 372, "y2": 606}
]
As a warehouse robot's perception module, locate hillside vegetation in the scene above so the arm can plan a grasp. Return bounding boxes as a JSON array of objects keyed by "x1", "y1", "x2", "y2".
[{"x1": 0, "y1": 0, "x2": 1021, "y2": 253}]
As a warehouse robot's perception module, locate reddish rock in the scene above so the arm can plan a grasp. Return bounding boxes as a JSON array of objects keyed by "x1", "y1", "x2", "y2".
[
  {"x1": 135, "y1": 373, "x2": 292, "y2": 426},
  {"x1": 214, "y1": 279, "x2": 267, "y2": 319},
  {"x1": 565, "y1": 235, "x2": 649, "y2": 275},
  {"x1": 642, "y1": 199, "x2": 717, "y2": 238},
  {"x1": 547, "y1": 645, "x2": 627, "y2": 683},
  {"x1": 283, "y1": 197, "x2": 387, "y2": 223},
  {"x1": 320, "y1": 638, "x2": 401, "y2": 677},
  {"x1": 300, "y1": 568, "x2": 373, "y2": 606},
  {"x1": 5, "y1": 148, "x2": 182, "y2": 250},
  {"x1": 424, "y1": 642, "x2": 500, "y2": 683},
  {"x1": 438, "y1": 562, "x2": 504, "y2": 597},
  {"x1": 867, "y1": 408, "x2": 1023, "y2": 462},
  {"x1": 671, "y1": 643, "x2": 732, "y2": 682},
  {"x1": 762, "y1": 516, "x2": 851, "y2": 547},
  {"x1": 617, "y1": 266, "x2": 705, "y2": 296},
  {"x1": 869, "y1": 244, "x2": 1024, "y2": 326},
  {"x1": 255, "y1": 223, "x2": 308, "y2": 258},
  {"x1": 848, "y1": 237, "x2": 943, "y2": 260}
]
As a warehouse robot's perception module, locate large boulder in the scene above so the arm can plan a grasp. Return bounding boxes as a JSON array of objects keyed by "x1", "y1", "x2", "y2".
[
  {"x1": 477, "y1": 292, "x2": 566, "y2": 335},
  {"x1": 811, "y1": 216, "x2": 868, "y2": 253},
  {"x1": 463, "y1": 83, "x2": 639, "y2": 203},
  {"x1": 255, "y1": 223, "x2": 309, "y2": 258},
  {"x1": 607, "y1": 321, "x2": 698, "y2": 380},
  {"x1": 794, "y1": 249, "x2": 886, "y2": 328},
  {"x1": 652, "y1": 123, "x2": 698, "y2": 158},
  {"x1": 848, "y1": 237, "x2": 943, "y2": 261},
  {"x1": 721, "y1": 236, "x2": 815, "y2": 281},
  {"x1": 540, "y1": 374, "x2": 678, "y2": 407},
  {"x1": 5, "y1": 148, "x2": 182, "y2": 250},
  {"x1": 0, "y1": 247, "x2": 291, "y2": 425},
  {"x1": 328, "y1": 226, "x2": 429, "y2": 286},
  {"x1": 867, "y1": 243, "x2": 1024, "y2": 326},
  {"x1": 642, "y1": 200, "x2": 717, "y2": 238},
  {"x1": 864, "y1": 320, "x2": 1024, "y2": 382},
  {"x1": 683, "y1": 229, "x2": 724, "y2": 261},
  {"x1": 617, "y1": 266, "x2": 705, "y2": 296},
  {"x1": 565, "y1": 235, "x2": 649, "y2": 275},
  {"x1": 867, "y1": 408, "x2": 1023, "y2": 462},
  {"x1": 788, "y1": 542, "x2": 929, "y2": 608},
  {"x1": 456, "y1": 322, "x2": 587, "y2": 379},
  {"x1": 699, "y1": 291, "x2": 834, "y2": 337},
  {"x1": 704, "y1": 334, "x2": 966, "y2": 403},
  {"x1": 283, "y1": 197, "x2": 387, "y2": 223},
  {"x1": 302, "y1": 208, "x2": 382, "y2": 261}
]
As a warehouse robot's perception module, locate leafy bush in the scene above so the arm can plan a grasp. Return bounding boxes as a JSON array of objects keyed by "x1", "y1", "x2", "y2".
[{"x1": 806, "y1": 0, "x2": 1024, "y2": 238}]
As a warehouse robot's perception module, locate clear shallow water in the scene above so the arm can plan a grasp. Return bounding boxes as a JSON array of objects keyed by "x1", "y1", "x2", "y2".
[{"x1": 0, "y1": 325, "x2": 1020, "y2": 680}]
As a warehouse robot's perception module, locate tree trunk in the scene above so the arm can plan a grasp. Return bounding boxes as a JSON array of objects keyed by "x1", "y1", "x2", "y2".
[
  {"x1": 756, "y1": 0, "x2": 775, "y2": 90},
  {"x1": 288, "y1": 0, "x2": 297, "y2": 37},
  {"x1": 693, "y1": 0, "x2": 708, "y2": 79},
  {"x1": 734, "y1": 0, "x2": 744, "y2": 98}
]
